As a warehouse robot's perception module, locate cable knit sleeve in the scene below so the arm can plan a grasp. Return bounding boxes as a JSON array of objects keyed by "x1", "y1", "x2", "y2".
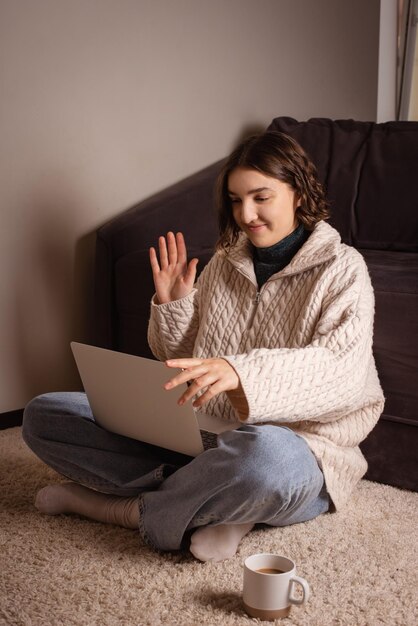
[
  {"x1": 147, "y1": 289, "x2": 200, "y2": 361},
  {"x1": 222, "y1": 255, "x2": 379, "y2": 424},
  {"x1": 147, "y1": 255, "x2": 222, "y2": 360}
]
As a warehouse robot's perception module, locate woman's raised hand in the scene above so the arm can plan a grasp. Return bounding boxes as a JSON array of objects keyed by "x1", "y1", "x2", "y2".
[{"x1": 149, "y1": 232, "x2": 199, "y2": 304}]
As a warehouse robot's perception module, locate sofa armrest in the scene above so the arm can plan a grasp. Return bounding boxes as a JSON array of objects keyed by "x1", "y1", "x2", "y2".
[{"x1": 93, "y1": 160, "x2": 223, "y2": 355}]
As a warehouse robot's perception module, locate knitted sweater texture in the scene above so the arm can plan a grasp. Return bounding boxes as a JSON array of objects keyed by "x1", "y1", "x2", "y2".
[{"x1": 148, "y1": 221, "x2": 385, "y2": 511}]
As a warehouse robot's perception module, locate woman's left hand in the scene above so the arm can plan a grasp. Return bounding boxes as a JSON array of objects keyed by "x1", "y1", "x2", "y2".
[{"x1": 164, "y1": 357, "x2": 241, "y2": 408}]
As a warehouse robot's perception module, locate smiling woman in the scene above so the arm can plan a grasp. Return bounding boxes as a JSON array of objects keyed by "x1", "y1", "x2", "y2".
[
  {"x1": 227, "y1": 168, "x2": 299, "y2": 248},
  {"x1": 215, "y1": 131, "x2": 329, "y2": 254}
]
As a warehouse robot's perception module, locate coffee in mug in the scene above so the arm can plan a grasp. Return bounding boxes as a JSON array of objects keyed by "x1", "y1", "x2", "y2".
[
  {"x1": 256, "y1": 568, "x2": 285, "y2": 574},
  {"x1": 243, "y1": 554, "x2": 310, "y2": 620}
]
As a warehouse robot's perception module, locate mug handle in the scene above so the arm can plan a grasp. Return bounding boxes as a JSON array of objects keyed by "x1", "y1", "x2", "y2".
[{"x1": 288, "y1": 576, "x2": 310, "y2": 605}]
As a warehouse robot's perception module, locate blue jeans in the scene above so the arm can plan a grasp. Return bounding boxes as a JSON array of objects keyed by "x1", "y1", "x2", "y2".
[{"x1": 22, "y1": 392, "x2": 330, "y2": 551}]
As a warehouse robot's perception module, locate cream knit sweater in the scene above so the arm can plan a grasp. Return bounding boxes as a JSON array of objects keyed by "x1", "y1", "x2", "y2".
[{"x1": 148, "y1": 221, "x2": 385, "y2": 511}]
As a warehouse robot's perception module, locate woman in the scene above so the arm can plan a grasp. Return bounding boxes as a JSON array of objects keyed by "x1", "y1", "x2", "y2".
[{"x1": 22, "y1": 131, "x2": 385, "y2": 562}]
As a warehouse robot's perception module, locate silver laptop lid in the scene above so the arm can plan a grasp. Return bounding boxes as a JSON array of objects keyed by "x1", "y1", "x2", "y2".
[{"x1": 71, "y1": 342, "x2": 205, "y2": 456}]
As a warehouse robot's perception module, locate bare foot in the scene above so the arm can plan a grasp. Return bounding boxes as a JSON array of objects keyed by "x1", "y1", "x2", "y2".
[{"x1": 190, "y1": 523, "x2": 254, "y2": 562}]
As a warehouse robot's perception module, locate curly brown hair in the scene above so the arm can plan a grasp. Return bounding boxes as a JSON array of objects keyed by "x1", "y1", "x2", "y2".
[{"x1": 215, "y1": 131, "x2": 330, "y2": 253}]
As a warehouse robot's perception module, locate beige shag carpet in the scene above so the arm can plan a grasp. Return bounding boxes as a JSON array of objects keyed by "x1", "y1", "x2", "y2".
[{"x1": 1, "y1": 427, "x2": 417, "y2": 626}]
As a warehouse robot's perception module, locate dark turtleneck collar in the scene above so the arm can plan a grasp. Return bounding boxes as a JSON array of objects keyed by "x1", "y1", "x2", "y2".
[{"x1": 252, "y1": 223, "x2": 310, "y2": 288}]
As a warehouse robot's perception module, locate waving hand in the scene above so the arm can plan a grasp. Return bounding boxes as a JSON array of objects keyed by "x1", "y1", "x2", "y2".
[{"x1": 149, "y1": 232, "x2": 199, "y2": 304}]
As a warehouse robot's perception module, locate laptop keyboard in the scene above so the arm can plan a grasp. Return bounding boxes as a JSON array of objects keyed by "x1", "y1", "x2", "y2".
[{"x1": 200, "y1": 430, "x2": 218, "y2": 450}]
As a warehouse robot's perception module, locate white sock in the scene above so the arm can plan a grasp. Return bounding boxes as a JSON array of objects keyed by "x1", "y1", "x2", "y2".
[
  {"x1": 190, "y1": 523, "x2": 254, "y2": 562},
  {"x1": 35, "y1": 482, "x2": 139, "y2": 529}
]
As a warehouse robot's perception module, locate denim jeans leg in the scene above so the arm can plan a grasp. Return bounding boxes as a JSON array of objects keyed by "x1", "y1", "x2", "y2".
[
  {"x1": 22, "y1": 392, "x2": 192, "y2": 496},
  {"x1": 139, "y1": 425, "x2": 330, "y2": 551}
]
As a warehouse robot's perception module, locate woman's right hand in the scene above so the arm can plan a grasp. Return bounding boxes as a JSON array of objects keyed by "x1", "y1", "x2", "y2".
[{"x1": 149, "y1": 232, "x2": 199, "y2": 304}]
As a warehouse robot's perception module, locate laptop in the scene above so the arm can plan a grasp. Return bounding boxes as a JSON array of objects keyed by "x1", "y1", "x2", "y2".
[{"x1": 70, "y1": 342, "x2": 240, "y2": 457}]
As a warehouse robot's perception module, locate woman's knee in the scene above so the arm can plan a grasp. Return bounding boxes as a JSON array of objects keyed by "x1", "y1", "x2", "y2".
[
  {"x1": 22, "y1": 393, "x2": 53, "y2": 443},
  {"x1": 22, "y1": 391, "x2": 90, "y2": 445},
  {"x1": 218, "y1": 425, "x2": 323, "y2": 497}
]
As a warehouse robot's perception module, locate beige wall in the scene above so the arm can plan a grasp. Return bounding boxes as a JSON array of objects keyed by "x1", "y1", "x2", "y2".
[{"x1": 0, "y1": 0, "x2": 380, "y2": 412}]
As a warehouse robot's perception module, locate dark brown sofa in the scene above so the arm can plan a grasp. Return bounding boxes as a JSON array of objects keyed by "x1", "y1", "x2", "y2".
[{"x1": 93, "y1": 117, "x2": 418, "y2": 493}]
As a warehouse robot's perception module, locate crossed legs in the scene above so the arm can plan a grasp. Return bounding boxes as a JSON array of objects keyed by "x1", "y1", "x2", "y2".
[{"x1": 23, "y1": 392, "x2": 329, "y2": 561}]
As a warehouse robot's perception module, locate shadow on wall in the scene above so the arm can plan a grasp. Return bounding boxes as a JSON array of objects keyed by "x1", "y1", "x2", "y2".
[{"x1": 13, "y1": 179, "x2": 96, "y2": 404}]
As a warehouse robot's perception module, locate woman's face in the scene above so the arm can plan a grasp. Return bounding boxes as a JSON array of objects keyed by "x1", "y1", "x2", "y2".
[{"x1": 228, "y1": 167, "x2": 299, "y2": 248}]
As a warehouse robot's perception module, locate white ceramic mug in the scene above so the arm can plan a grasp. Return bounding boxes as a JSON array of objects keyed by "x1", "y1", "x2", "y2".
[{"x1": 243, "y1": 553, "x2": 310, "y2": 620}]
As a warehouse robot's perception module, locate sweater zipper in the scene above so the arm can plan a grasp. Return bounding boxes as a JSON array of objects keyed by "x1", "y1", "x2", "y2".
[{"x1": 248, "y1": 290, "x2": 261, "y2": 328}]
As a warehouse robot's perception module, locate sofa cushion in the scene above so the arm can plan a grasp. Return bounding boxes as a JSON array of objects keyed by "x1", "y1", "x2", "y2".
[
  {"x1": 360, "y1": 418, "x2": 418, "y2": 491},
  {"x1": 360, "y1": 249, "x2": 418, "y2": 427},
  {"x1": 268, "y1": 117, "x2": 418, "y2": 253}
]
